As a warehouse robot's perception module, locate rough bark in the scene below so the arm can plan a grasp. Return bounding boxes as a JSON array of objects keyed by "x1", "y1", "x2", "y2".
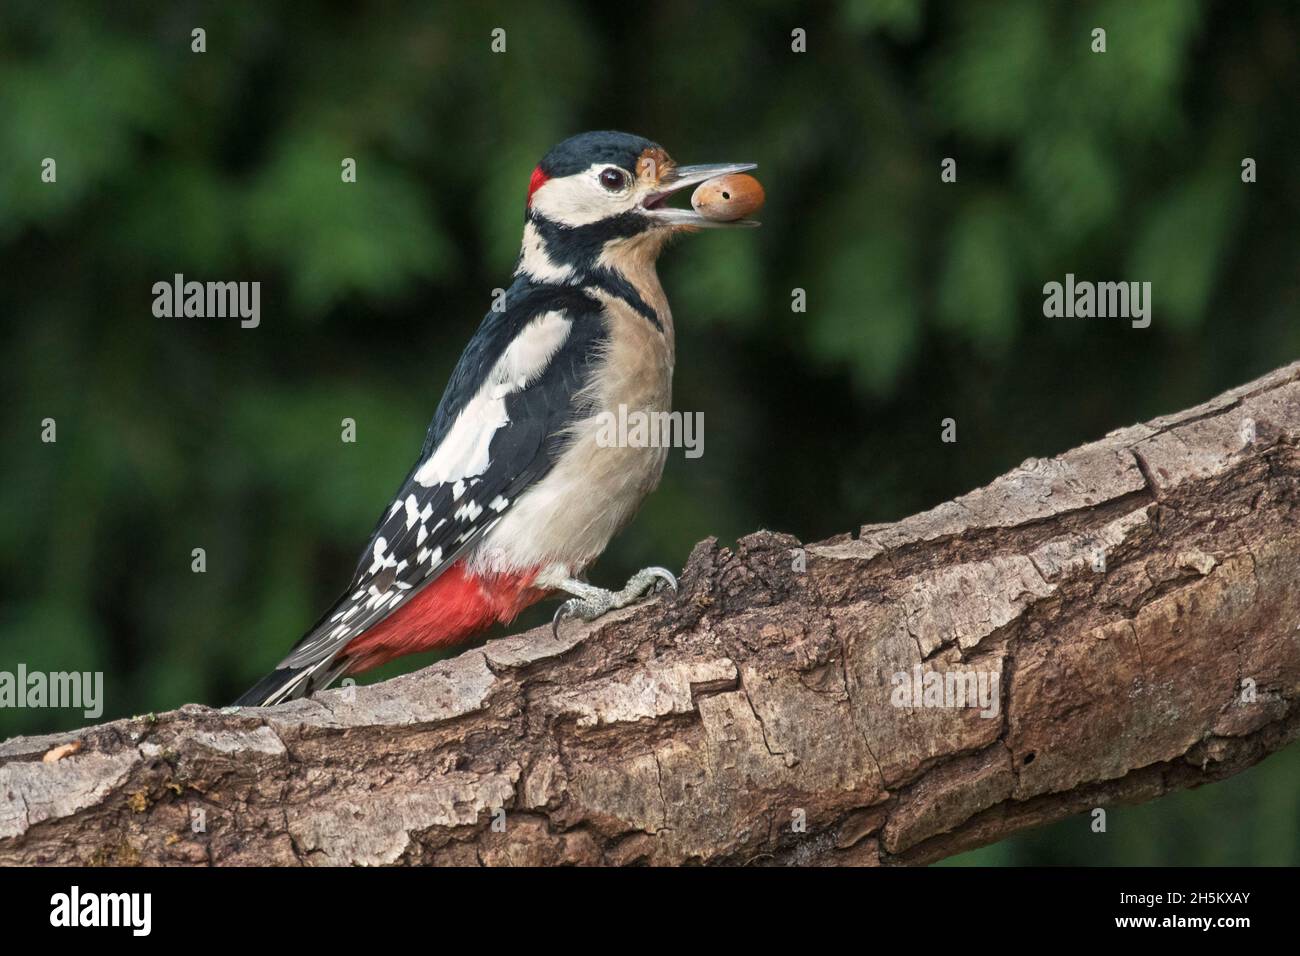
[{"x1": 3, "y1": 362, "x2": 1299, "y2": 867}]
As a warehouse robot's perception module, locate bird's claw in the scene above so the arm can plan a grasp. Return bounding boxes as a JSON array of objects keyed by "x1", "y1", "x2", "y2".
[
  {"x1": 551, "y1": 566, "x2": 678, "y2": 637},
  {"x1": 639, "y1": 566, "x2": 678, "y2": 595},
  {"x1": 552, "y1": 596, "x2": 608, "y2": 637}
]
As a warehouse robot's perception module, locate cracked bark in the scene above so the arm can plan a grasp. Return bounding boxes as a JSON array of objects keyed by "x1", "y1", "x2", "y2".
[{"x1": 2, "y1": 362, "x2": 1299, "y2": 866}]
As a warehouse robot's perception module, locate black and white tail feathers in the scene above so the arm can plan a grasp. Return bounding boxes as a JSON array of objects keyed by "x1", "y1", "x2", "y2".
[{"x1": 231, "y1": 657, "x2": 348, "y2": 707}]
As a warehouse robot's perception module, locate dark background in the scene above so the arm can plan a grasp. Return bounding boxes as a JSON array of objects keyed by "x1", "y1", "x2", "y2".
[{"x1": 1, "y1": 1, "x2": 1297, "y2": 863}]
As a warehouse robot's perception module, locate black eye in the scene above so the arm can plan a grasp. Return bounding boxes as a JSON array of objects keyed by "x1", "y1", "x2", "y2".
[{"x1": 599, "y1": 167, "x2": 627, "y2": 191}]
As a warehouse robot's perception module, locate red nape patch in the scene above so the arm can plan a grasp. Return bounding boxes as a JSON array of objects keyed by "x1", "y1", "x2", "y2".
[
  {"x1": 526, "y1": 165, "x2": 550, "y2": 206},
  {"x1": 341, "y1": 562, "x2": 547, "y2": 673}
]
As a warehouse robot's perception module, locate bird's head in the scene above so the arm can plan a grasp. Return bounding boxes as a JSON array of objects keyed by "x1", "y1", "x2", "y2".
[{"x1": 518, "y1": 130, "x2": 756, "y2": 284}]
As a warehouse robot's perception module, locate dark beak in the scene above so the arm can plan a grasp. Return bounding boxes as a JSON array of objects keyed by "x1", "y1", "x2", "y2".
[{"x1": 643, "y1": 162, "x2": 760, "y2": 228}]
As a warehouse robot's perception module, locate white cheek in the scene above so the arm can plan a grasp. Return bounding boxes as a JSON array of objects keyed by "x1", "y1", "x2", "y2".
[{"x1": 530, "y1": 164, "x2": 641, "y2": 227}]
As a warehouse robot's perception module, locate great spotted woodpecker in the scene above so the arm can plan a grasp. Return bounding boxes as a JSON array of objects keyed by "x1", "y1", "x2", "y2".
[{"x1": 234, "y1": 131, "x2": 758, "y2": 706}]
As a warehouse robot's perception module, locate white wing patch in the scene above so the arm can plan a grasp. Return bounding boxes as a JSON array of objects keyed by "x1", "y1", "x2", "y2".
[
  {"x1": 413, "y1": 310, "x2": 572, "y2": 487},
  {"x1": 404, "y1": 494, "x2": 433, "y2": 529}
]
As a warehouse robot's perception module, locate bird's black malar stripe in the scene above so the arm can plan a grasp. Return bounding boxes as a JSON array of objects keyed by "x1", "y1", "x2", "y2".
[{"x1": 524, "y1": 212, "x2": 663, "y2": 330}]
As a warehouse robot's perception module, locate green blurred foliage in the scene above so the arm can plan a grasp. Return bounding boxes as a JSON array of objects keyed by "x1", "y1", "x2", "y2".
[{"x1": 1, "y1": 0, "x2": 1298, "y2": 864}]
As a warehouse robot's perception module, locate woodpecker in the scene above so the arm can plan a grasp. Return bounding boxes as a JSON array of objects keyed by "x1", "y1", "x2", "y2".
[{"x1": 234, "y1": 131, "x2": 758, "y2": 706}]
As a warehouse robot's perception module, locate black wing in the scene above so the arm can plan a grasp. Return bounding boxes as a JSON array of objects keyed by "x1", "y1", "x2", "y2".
[{"x1": 271, "y1": 282, "x2": 608, "y2": 685}]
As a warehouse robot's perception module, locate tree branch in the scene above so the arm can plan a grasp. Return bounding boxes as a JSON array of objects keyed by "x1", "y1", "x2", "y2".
[{"x1": 3, "y1": 362, "x2": 1299, "y2": 865}]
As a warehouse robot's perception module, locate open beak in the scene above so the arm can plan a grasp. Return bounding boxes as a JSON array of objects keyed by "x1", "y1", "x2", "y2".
[{"x1": 642, "y1": 162, "x2": 760, "y2": 228}]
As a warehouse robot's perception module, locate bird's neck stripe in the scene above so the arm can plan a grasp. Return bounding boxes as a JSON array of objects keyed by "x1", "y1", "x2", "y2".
[
  {"x1": 517, "y1": 221, "x2": 576, "y2": 284},
  {"x1": 588, "y1": 270, "x2": 662, "y2": 332}
]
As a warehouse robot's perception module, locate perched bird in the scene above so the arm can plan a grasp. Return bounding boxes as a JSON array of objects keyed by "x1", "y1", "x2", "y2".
[{"x1": 234, "y1": 131, "x2": 758, "y2": 706}]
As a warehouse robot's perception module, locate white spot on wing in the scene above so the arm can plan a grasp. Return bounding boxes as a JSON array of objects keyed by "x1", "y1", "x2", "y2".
[
  {"x1": 456, "y1": 500, "x2": 483, "y2": 522},
  {"x1": 367, "y1": 537, "x2": 398, "y2": 575},
  {"x1": 404, "y1": 494, "x2": 432, "y2": 529}
]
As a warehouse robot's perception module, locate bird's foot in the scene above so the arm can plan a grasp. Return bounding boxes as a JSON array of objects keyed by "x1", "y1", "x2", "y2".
[{"x1": 551, "y1": 567, "x2": 677, "y2": 636}]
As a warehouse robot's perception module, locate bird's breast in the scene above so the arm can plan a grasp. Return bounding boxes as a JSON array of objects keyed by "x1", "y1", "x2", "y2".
[{"x1": 472, "y1": 283, "x2": 675, "y2": 578}]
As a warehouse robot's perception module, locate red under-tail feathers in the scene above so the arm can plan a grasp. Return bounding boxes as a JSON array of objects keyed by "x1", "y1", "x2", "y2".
[{"x1": 340, "y1": 561, "x2": 547, "y2": 673}]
